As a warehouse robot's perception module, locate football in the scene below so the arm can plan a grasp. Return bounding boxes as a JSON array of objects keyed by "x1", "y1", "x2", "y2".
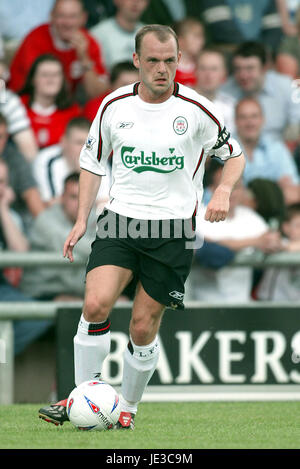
[{"x1": 66, "y1": 380, "x2": 121, "y2": 431}]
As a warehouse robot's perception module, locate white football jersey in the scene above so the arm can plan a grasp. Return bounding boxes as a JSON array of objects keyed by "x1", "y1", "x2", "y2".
[{"x1": 80, "y1": 82, "x2": 242, "y2": 220}]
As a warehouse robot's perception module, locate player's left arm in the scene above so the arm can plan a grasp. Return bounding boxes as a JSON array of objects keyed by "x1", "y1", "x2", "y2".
[{"x1": 205, "y1": 152, "x2": 245, "y2": 223}]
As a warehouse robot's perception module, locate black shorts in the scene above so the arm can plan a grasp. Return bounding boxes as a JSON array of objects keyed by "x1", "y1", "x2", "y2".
[{"x1": 86, "y1": 209, "x2": 195, "y2": 310}]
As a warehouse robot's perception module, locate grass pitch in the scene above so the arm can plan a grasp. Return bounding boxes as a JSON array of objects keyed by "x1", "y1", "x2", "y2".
[{"x1": 0, "y1": 401, "x2": 300, "y2": 449}]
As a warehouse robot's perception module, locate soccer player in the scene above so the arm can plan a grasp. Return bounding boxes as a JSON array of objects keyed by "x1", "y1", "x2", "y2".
[{"x1": 39, "y1": 24, "x2": 245, "y2": 429}]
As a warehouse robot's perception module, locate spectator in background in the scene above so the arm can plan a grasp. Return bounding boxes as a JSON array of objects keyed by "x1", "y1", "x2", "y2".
[
  {"x1": 20, "y1": 173, "x2": 97, "y2": 302},
  {"x1": 0, "y1": 159, "x2": 29, "y2": 272},
  {"x1": 90, "y1": 0, "x2": 149, "y2": 71},
  {"x1": 276, "y1": 7, "x2": 300, "y2": 79},
  {"x1": 235, "y1": 97, "x2": 300, "y2": 202},
  {"x1": 19, "y1": 54, "x2": 81, "y2": 150},
  {"x1": 0, "y1": 36, "x2": 4, "y2": 60},
  {"x1": 0, "y1": 61, "x2": 38, "y2": 161},
  {"x1": 276, "y1": 0, "x2": 300, "y2": 36},
  {"x1": 0, "y1": 158, "x2": 52, "y2": 356},
  {"x1": 199, "y1": 0, "x2": 282, "y2": 56},
  {"x1": 187, "y1": 177, "x2": 282, "y2": 303},
  {"x1": 83, "y1": 61, "x2": 139, "y2": 122},
  {"x1": 9, "y1": 0, "x2": 109, "y2": 99},
  {"x1": 82, "y1": 0, "x2": 116, "y2": 28},
  {"x1": 0, "y1": 0, "x2": 55, "y2": 60},
  {"x1": 33, "y1": 116, "x2": 111, "y2": 212},
  {"x1": 222, "y1": 41, "x2": 300, "y2": 142},
  {"x1": 257, "y1": 203, "x2": 300, "y2": 302},
  {"x1": 141, "y1": 0, "x2": 200, "y2": 26},
  {"x1": 172, "y1": 18, "x2": 205, "y2": 88},
  {"x1": 195, "y1": 48, "x2": 236, "y2": 134},
  {"x1": 247, "y1": 178, "x2": 287, "y2": 226},
  {"x1": 33, "y1": 117, "x2": 90, "y2": 204},
  {"x1": 0, "y1": 114, "x2": 45, "y2": 231}
]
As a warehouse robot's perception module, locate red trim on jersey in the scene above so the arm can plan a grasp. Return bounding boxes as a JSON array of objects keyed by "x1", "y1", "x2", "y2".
[
  {"x1": 227, "y1": 142, "x2": 233, "y2": 154},
  {"x1": 175, "y1": 84, "x2": 222, "y2": 132},
  {"x1": 192, "y1": 149, "x2": 204, "y2": 179},
  {"x1": 133, "y1": 82, "x2": 140, "y2": 95},
  {"x1": 193, "y1": 200, "x2": 198, "y2": 217},
  {"x1": 173, "y1": 82, "x2": 179, "y2": 96},
  {"x1": 97, "y1": 88, "x2": 136, "y2": 162}
]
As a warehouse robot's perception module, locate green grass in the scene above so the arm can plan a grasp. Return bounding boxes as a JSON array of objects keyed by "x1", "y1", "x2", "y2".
[{"x1": 0, "y1": 402, "x2": 300, "y2": 449}]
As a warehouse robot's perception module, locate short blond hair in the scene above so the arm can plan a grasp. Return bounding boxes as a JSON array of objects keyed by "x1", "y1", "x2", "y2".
[{"x1": 135, "y1": 24, "x2": 179, "y2": 56}]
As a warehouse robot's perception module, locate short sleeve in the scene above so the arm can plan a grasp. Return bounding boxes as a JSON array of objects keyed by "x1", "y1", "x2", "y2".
[
  {"x1": 200, "y1": 98, "x2": 242, "y2": 160},
  {"x1": 79, "y1": 97, "x2": 112, "y2": 176}
]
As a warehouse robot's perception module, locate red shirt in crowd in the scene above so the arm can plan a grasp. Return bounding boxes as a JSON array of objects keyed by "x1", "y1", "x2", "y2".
[
  {"x1": 175, "y1": 66, "x2": 197, "y2": 88},
  {"x1": 82, "y1": 91, "x2": 111, "y2": 122},
  {"x1": 21, "y1": 95, "x2": 81, "y2": 148},
  {"x1": 9, "y1": 24, "x2": 107, "y2": 94}
]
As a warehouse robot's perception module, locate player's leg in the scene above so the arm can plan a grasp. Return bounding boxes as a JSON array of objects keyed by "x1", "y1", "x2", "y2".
[
  {"x1": 39, "y1": 264, "x2": 133, "y2": 426},
  {"x1": 74, "y1": 264, "x2": 133, "y2": 385},
  {"x1": 117, "y1": 282, "x2": 165, "y2": 429}
]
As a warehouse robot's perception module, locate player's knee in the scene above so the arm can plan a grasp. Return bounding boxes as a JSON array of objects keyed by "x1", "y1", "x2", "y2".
[
  {"x1": 130, "y1": 313, "x2": 161, "y2": 345},
  {"x1": 83, "y1": 294, "x2": 111, "y2": 323}
]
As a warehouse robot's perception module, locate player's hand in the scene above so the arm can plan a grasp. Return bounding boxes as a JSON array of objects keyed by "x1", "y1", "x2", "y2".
[
  {"x1": 63, "y1": 221, "x2": 87, "y2": 263},
  {"x1": 204, "y1": 185, "x2": 231, "y2": 223}
]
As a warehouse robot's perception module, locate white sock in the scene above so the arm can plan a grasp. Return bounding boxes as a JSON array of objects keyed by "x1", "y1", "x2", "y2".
[
  {"x1": 120, "y1": 336, "x2": 160, "y2": 414},
  {"x1": 73, "y1": 314, "x2": 111, "y2": 386}
]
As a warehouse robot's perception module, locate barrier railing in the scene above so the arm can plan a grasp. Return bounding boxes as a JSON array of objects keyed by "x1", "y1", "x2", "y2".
[
  {"x1": 1, "y1": 250, "x2": 300, "y2": 404},
  {"x1": 1, "y1": 249, "x2": 300, "y2": 268}
]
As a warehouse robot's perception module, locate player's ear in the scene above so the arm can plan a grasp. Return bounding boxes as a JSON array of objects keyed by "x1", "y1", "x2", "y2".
[
  {"x1": 133, "y1": 53, "x2": 140, "y2": 69},
  {"x1": 177, "y1": 50, "x2": 182, "y2": 65}
]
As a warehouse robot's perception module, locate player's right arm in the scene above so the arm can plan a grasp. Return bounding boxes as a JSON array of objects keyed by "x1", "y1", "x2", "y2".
[
  {"x1": 63, "y1": 169, "x2": 101, "y2": 262},
  {"x1": 64, "y1": 92, "x2": 112, "y2": 261}
]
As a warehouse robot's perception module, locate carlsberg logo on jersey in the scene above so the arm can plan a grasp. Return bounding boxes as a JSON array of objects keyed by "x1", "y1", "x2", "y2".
[{"x1": 121, "y1": 146, "x2": 184, "y2": 173}]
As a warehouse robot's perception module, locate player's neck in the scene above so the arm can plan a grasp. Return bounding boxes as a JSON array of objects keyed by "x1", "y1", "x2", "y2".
[{"x1": 138, "y1": 81, "x2": 174, "y2": 104}]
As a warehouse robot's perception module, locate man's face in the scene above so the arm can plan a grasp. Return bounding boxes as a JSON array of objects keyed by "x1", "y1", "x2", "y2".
[
  {"x1": 51, "y1": 0, "x2": 87, "y2": 42},
  {"x1": 233, "y1": 56, "x2": 265, "y2": 93},
  {"x1": 61, "y1": 127, "x2": 89, "y2": 170},
  {"x1": 196, "y1": 52, "x2": 227, "y2": 94},
  {"x1": 179, "y1": 24, "x2": 205, "y2": 58},
  {"x1": 0, "y1": 124, "x2": 8, "y2": 156},
  {"x1": 33, "y1": 60, "x2": 64, "y2": 98},
  {"x1": 235, "y1": 100, "x2": 264, "y2": 143},
  {"x1": 62, "y1": 180, "x2": 79, "y2": 222},
  {"x1": 114, "y1": 0, "x2": 149, "y2": 22},
  {"x1": 133, "y1": 32, "x2": 180, "y2": 98}
]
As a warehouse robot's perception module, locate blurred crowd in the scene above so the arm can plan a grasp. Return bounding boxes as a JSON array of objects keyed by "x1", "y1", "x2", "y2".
[{"x1": 1, "y1": 0, "x2": 300, "y2": 355}]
